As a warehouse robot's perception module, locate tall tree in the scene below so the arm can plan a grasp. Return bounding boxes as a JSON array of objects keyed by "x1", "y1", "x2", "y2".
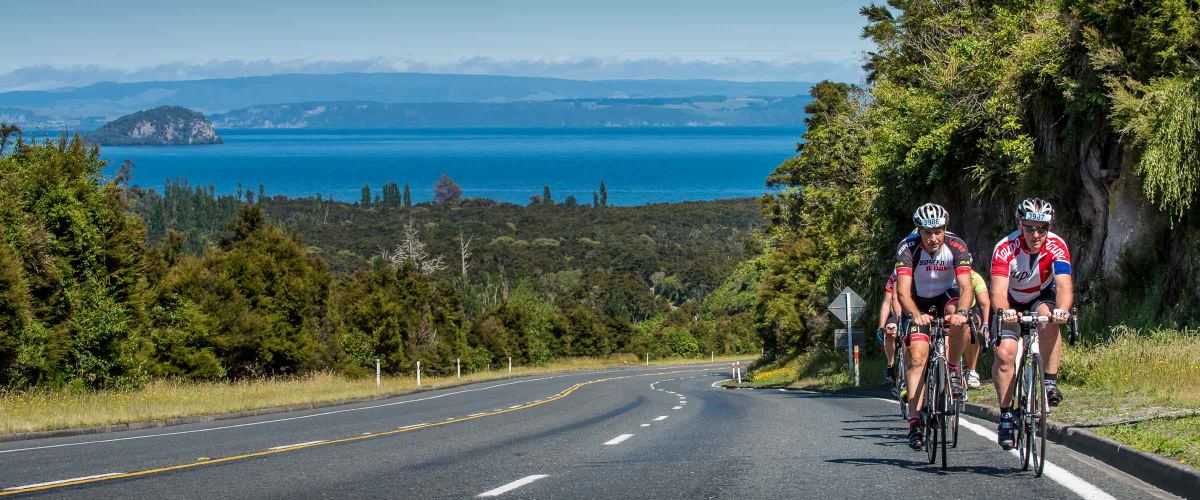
[
  {"x1": 599, "y1": 181, "x2": 608, "y2": 208},
  {"x1": 382, "y1": 182, "x2": 401, "y2": 206},
  {"x1": 361, "y1": 184, "x2": 371, "y2": 207},
  {"x1": 403, "y1": 183, "x2": 412, "y2": 207},
  {"x1": 543, "y1": 185, "x2": 554, "y2": 204}
]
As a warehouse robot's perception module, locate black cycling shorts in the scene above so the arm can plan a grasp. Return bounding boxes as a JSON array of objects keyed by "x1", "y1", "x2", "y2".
[{"x1": 906, "y1": 288, "x2": 961, "y2": 344}]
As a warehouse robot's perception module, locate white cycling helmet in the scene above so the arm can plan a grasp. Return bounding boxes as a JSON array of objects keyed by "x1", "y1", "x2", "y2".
[
  {"x1": 1015, "y1": 198, "x2": 1054, "y2": 224},
  {"x1": 912, "y1": 203, "x2": 949, "y2": 229}
]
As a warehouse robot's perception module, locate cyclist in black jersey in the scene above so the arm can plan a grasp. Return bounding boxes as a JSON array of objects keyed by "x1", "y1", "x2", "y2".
[{"x1": 894, "y1": 203, "x2": 975, "y2": 450}]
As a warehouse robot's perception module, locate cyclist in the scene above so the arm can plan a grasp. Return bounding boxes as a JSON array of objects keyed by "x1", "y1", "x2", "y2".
[
  {"x1": 989, "y1": 198, "x2": 1074, "y2": 450},
  {"x1": 876, "y1": 270, "x2": 902, "y2": 385},
  {"x1": 894, "y1": 203, "x2": 975, "y2": 450},
  {"x1": 962, "y1": 270, "x2": 991, "y2": 389}
]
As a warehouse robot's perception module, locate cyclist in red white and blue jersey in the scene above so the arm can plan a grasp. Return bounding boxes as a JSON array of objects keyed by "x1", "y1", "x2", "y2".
[
  {"x1": 894, "y1": 203, "x2": 975, "y2": 451},
  {"x1": 989, "y1": 198, "x2": 1074, "y2": 450}
]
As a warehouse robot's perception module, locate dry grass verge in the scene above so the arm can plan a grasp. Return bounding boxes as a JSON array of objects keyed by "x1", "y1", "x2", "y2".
[{"x1": 1, "y1": 355, "x2": 750, "y2": 435}]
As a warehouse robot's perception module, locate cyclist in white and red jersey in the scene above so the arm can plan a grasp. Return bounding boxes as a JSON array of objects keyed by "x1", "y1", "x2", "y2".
[
  {"x1": 989, "y1": 198, "x2": 1074, "y2": 450},
  {"x1": 876, "y1": 270, "x2": 902, "y2": 385},
  {"x1": 894, "y1": 203, "x2": 975, "y2": 450}
]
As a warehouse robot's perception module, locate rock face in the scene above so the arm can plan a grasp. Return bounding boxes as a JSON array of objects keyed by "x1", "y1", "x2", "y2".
[{"x1": 88, "y1": 106, "x2": 222, "y2": 146}]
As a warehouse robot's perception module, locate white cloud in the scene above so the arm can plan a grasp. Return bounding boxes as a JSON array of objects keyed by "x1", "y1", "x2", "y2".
[{"x1": 0, "y1": 56, "x2": 864, "y2": 92}]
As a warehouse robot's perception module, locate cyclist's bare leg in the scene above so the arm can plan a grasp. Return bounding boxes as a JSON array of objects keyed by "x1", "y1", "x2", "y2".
[
  {"x1": 992, "y1": 338, "x2": 1018, "y2": 408},
  {"x1": 963, "y1": 339, "x2": 980, "y2": 372},
  {"x1": 906, "y1": 340, "x2": 929, "y2": 416},
  {"x1": 885, "y1": 336, "x2": 896, "y2": 367},
  {"x1": 1035, "y1": 302, "x2": 1062, "y2": 374}
]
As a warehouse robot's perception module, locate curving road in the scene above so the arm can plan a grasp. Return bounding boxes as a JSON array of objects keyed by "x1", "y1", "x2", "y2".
[{"x1": 0, "y1": 364, "x2": 1174, "y2": 498}]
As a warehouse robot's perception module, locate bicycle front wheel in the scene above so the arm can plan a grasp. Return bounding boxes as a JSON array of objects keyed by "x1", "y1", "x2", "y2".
[
  {"x1": 1016, "y1": 357, "x2": 1031, "y2": 471},
  {"x1": 925, "y1": 361, "x2": 940, "y2": 464},
  {"x1": 1031, "y1": 353, "x2": 1047, "y2": 477}
]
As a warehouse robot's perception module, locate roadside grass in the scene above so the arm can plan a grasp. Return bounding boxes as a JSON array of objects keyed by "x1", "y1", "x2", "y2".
[
  {"x1": 0, "y1": 354, "x2": 751, "y2": 435},
  {"x1": 733, "y1": 345, "x2": 886, "y2": 390}
]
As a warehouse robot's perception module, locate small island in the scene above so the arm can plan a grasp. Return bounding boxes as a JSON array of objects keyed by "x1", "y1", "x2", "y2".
[{"x1": 88, "y1": 106, "x2": 222, "y2": 146}]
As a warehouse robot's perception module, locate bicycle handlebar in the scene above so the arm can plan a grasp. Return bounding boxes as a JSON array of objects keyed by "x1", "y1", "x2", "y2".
[{"x1": 1019, "y1": 315, "x2": 1050, "y2": 324}]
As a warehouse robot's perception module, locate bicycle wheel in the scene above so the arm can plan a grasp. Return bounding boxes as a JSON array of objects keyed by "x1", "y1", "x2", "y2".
[
  {"x1": 898, "y1": 353, "x2": 909, "y2": 421},
  {"x1": 939, "y1": 361, "x2": 949, "y2": 469},
  {"x1": 925, "y1": 360, "x2": 941, "y2": 465},
  {"x1": 1016, "y1": 355, "x2": 1031, "y2": 471},
  {"x1": 951, "y1": 396, "x2": 961, "y2": 448},
  {"x1": 1031, "y1": 353, "x2": 1047, "y2": 477}
]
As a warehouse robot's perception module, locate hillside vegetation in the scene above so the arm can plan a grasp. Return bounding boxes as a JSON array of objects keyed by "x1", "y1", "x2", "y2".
[{"x1": 756, "y1": 0, "x2": 1200, "y2": 355}]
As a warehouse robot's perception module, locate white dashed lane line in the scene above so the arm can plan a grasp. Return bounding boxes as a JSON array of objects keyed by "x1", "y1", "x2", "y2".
[
  {"x1": 604, "y1": 434, "x2": 634, "y2": 445},
  {"x1": 478, "y1": 474, "x2": 549, "y2": 497},
  {"x1": 653, "y1": 415, "x2": 669, "y2": 421}
]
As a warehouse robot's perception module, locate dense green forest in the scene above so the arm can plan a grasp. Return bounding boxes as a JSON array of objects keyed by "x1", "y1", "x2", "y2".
[
  {"x1": 0, "y1": 130, "x2": 761, "y2": 389},
  {"x1": 756, "y1": 0, "x2": 1200, "y2": 355}
]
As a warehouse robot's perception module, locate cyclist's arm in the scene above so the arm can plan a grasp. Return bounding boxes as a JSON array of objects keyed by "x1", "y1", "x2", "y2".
[
  {"x1": 877, "y1": 292, "x2": 892, "y2": 329},
  {"x1": 1054, "y1": 274, "x2": 1074, "y2": 311},
  {"x1": 991, "y1": 274, "x2": 1011, "y2": 311},
  {"x1": 954, "y1": 271, "x2": 973, "y2": 315},
  {"x1": 976, "y1": 286, "x2": 991, "y2": 324},
  {"x1": 896, "y1": 274, "x2": 920, "y2": 317},
  {"x1": 890, "y1": 290, "x2": 903, "y2": 319}
]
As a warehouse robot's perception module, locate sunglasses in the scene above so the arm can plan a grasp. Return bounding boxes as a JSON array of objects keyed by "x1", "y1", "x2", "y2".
[{"x1": 1021, "y1": 224, "x2": 1050, "y2": 234}]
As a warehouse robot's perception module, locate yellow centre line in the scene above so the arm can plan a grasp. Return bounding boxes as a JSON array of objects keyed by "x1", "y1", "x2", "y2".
[{"x1": 1, "y1": 367, "x2": 718, "y2": 496}]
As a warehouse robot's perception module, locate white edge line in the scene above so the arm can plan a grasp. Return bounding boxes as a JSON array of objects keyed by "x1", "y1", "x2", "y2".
[
  {"x1": 5, "y1": 472, "x2": 124, "y2": 491},
  {"x1": 860, "y1": 394, "x2": 1116, "y2": 500},
  {"x1": 672, "y1": 406, "x2": 683, "y2": 410},
  {"x1": 640, "y1": 424, "x2": 651, "y2": 427},
  {"x1": 653, "y1": 415, "x2": 669, "y2": 421},
  {"x1": 478, "y1": 474, "x2": 549, "y2": 497},
  {"x1": 267, "y1": 440, "x2": 326, "y2": 450},
  {"x1": 710, "y1": 379, "x2": 732, "y2": 388},
  {"x1": 603, "y1": 434, "x2": 634, "y2": 445},
  {"x1": 508, "y1": 405, "x2": 522, "y2": 409}
]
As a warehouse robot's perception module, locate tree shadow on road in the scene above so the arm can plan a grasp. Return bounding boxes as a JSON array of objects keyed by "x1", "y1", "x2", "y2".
[{"x1": 826, "y1": 457, "x2": 1013, "y2": 477}]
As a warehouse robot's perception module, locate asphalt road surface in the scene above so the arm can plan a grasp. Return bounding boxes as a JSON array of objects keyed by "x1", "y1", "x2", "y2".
[{"x1": 0, "y1": 364, "x2": 1175, "y2": 498}]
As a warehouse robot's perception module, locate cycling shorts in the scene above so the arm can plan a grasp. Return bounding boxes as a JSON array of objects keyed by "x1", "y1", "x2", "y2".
[
  {"x1": 998, "y1": 287, "x2": 1057, "y2": 342},
  {"x1": 906, "y1": 288, "x2": 961, "y2": 344}
]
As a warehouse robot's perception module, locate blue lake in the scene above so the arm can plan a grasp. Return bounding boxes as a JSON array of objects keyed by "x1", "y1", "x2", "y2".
[{"x1": 100, "y1": 128, "x2": 803, "y2": 206}]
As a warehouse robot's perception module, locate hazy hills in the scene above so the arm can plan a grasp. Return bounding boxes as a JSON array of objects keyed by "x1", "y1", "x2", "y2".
[
  {"x1": 0, "y1": 72, "x2": 815, "y2": 123},
  {"x1": 209, "y1": 95, "x2": 812, "y2": 129}
]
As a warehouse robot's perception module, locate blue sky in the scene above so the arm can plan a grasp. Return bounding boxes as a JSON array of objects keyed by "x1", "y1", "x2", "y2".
[{"x1": 3, "y1": 0, "x2": 876, "y2": 89}]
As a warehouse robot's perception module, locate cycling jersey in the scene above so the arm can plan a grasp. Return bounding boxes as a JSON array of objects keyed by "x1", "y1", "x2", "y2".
[
  {"x1": 990, "y1": 230, "x2": 1072, "y2": 303},
  {"x1": 884, "y1": 269, "x2": 897, "y2": 294},
  {"x1": 894, "y1": 232, "x2": 973, "y2": 298}
]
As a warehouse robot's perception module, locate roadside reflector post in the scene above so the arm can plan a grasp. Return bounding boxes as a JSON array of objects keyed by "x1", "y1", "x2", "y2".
[
  {"x1": 646, "y1": 353, "x2": 649, "y2": 366},
  {"x1": 853, "y1": 345, "x2": 860, "y2": 387},
  {"x1": 416, "y1": 360, "x2": 421, "y2": 386},
  {"x1": 508, "y1": 357, "x2": 512, "y2": 374},
  {"x1": 736, "y1": 361, "x2": 742, "y2": 384},
  {"x1": 375, "y1": 359, "x2": 380, "y2": 387},
  {"x1": 457, "y1": 358, "x2": 461, "y2": 378},
  {"x1": 711, "y1": 351, "x2": 714, "y2": 362}
]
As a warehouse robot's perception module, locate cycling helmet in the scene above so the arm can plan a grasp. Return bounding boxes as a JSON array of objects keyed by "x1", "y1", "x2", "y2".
[
  {"x1": 912, "y1": 203, "x2": 949, "y2": 228},
  {"x1": 1015, "y1": 198, "x2": 1054, "y2": 224}
]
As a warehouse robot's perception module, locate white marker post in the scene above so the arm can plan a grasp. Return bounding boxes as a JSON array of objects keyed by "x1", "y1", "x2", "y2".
[
  {"x1": 375, "y1": 359, "x2": 380, "y2": 387},
  {"x1": 457, "y1": 358, "x2": 461, "y2": 378},
  {"x1": 711, "y1": 351, "x2": 714, "y2": 362},
  {"x1": 508, "y1": 357, "x2": 512, "y2": 374},
  {"x1": 416, "y1": 361, "x2": 421, "y2": 387},
  {"x1": 646, "y1": 353, "x2": 649, "y2": 366},
  {"x1": 736, "y1": 361, "x2": 742, "y2": 384},
  {"x1": 853, "y1": 345, "x2": 860, "y2": 387}
]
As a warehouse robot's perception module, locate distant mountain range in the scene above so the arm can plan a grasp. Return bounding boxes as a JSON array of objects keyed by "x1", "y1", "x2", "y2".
[
  {"x1": 0, "y1": 72, "x2": 815, "y2": 125},
  {"x1": 209, "y1": 95, "x2": 812, "y2": 129}
]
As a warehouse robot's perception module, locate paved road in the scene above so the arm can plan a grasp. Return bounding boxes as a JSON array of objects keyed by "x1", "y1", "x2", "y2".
[{"x1": 0, "y1": 364, "x2": 1174, "y2": 498}]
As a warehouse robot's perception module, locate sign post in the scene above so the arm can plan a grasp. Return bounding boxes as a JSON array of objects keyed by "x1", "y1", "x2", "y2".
[{"x1": 826, "y1": 287, "x2": 867, "y2": 387}]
